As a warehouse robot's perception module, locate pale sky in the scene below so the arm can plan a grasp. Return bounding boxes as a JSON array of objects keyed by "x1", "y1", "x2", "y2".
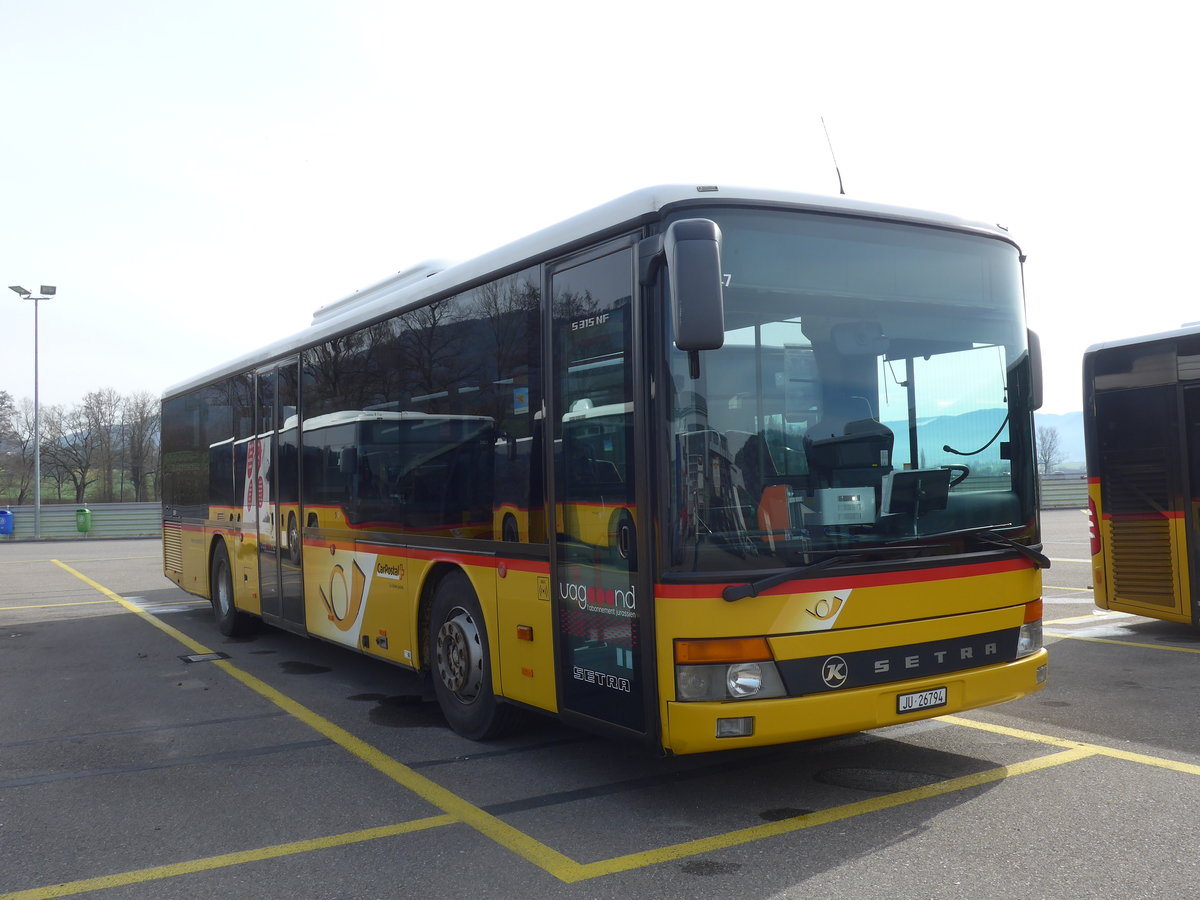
[{"x1": 2, "y1": 1, "x2": 1194, "y2": 415}]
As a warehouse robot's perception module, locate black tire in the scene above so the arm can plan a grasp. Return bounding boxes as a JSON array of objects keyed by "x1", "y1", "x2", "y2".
[
  {"x1": 501, "y1": 514, "x2": 519, "y2": 543},
  {"x1": 286, "y1": 512, "x2": 301, "y2": 564},
  {"x1": 428, "y1": 571, "x2": 518, "y2": 740},
  {"x1": 210, "y1": 542, "x2": 253, "y2": 637}
]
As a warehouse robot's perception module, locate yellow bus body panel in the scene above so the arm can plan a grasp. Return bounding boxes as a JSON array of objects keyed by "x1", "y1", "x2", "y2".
[
  {"x1": 656, "y1": 563, "x2": 1045, "y2": 755},
  {"x1": 494, "y1": 564, "x2": 557, "y2": 712},
  {"x1": 296, "y1": 534, "x2": 558, "y2": 714},
  {"x1": 1092, "y1": 480, "x2": 1192, "y2": 623},
  {"x1": 664, "y1": 650, "x2": 1047, "y2": 755}
]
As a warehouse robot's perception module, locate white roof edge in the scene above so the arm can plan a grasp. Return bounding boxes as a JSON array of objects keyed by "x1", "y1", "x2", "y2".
[
  {"x1": 164, "y1": 184, "x2": 1017, "y2": 398},
  {"x1": 1085, "y1": 322, "x2": 1200, "y2": 355},
  {"x1": 311, "y1": 259, "x2": 458, "y2": 325}
]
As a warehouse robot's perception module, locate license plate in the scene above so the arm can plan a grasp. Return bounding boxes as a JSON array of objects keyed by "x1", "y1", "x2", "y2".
[{"x1": 897, "y1": 687, "x2": 947, "y2": 714}]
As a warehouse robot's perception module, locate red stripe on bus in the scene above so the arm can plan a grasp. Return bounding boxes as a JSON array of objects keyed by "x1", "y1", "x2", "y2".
[
  {"x1": 297, "y1": 536, "x2": 550, "y2": 574},
  {"x1": 655, "y1": 557, "x2": 1032, "y2": 599}
]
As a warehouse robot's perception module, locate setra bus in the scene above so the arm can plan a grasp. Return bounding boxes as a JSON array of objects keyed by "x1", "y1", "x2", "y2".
[
  {"x1": 161, "y1": 184, "x2": 1049, "y2": 754},
  {"x1": 1084, "y1": 325, "x2": 1200, "y2": 624}
]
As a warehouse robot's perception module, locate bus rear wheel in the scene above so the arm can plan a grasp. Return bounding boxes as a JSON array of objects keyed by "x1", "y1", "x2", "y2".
[
  {"x1": 210, "y1": 542, "x2": 253, "y2": 637},
  {"x1": 429, "y1": 571, "x2": 517, "y2": 740}
]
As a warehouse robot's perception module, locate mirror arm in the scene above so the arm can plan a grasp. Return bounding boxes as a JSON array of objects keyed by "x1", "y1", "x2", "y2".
[{"x1": 638, "y1": 234, "x2": 664, "y2": 286}]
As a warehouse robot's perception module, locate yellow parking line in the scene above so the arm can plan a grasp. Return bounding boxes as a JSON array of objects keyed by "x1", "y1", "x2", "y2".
[
  {"x1": 0, "y1": 599, "x2": 210, "y2": 612},
  {"x1": 45, "y1": 561, "x2": 580, "y2": 879},
  {"x1": 0, "y1": 817, "x2": 456, "y2": 900},
  {"x1": 0, "y1": 556, "x2": 158, "y2": 566},
  {"x1": 51, "y1": 561, "x2": 212, "y2": 655},
  {"x1": 945, "y1": 715, "x2": 1200, "y2": 775},
  {"x1": 1044, "y1": 612, "x2": 1124, "y2": 625},
  {"x1": 28, "y1": 561, "x2": 1200, "y2": 895},
  {"x1": 564, "y1": 746, "x2": 1093, "y2": 881},
  {"x1": 943, "y1": 715, "x2": 1083, "y2": 749},
  {"x1": 0, "y1": 601, "x2": 115, "y2": 611},
  {"x1": 1045, "y1": 631, "x2": 1200, "y2": 655}
]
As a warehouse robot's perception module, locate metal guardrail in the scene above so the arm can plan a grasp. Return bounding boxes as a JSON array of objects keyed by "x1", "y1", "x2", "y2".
[
  {"x1": 1039, "y1": 475, "x2": 1089, "y2": 509},
  {"x1": 0, "y1": 502, "x2": 162, "y2": 541}
]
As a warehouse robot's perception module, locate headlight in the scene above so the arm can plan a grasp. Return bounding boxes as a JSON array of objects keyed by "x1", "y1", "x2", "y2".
[
  {"x1": 1016, "y1": 620, "x2": 1043, "y2": 658},
  {"x1": 676, "y1": 661, "x2": 786, "y2": 701}
]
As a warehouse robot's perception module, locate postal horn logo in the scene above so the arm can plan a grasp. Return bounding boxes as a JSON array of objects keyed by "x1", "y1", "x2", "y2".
[
  {"x1": 319, "y1": 560, "x2": 367, "y2": 632},
  {"x1": 821, "y1": 655, "x2": 849, "y2": 689}
]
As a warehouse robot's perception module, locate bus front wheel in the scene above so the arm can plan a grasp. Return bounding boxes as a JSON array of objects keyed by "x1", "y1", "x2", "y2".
[{"x1": 429, "y1": 571, "x2": 517, "y2": 740}]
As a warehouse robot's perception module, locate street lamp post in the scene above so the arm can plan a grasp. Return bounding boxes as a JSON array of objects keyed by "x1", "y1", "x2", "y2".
[{"x1": 8, "y1": 285, "x2": 56, "y2": 540}]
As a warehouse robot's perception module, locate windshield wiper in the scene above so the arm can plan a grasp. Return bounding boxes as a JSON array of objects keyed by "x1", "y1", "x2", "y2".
[
  {"x1": 721, "y1": 527, "x2": 1050, "y2": 603},
  {"x1": 968, "y1": 528, "x2": 1051, "y2": 569},
  {"x1": 723, "y1": 552, "x2": 864, "y2": 602},
  {"x1": 892, "y1": 525, "x2": 1051, "y2": 569}
]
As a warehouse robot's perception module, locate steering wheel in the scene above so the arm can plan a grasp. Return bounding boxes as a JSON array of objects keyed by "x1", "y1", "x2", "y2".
[{"x1": 941, "y1": 464, "x2": 969, "y2": 488}]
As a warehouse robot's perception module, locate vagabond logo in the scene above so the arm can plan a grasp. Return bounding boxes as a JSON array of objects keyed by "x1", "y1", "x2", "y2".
[{"x1": 558, "y1": 581, "x2": 636, "y2": 616}]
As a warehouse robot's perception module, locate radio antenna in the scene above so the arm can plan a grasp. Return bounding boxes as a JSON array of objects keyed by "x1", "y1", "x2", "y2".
[{"x1": 821, "y1": 117, "x2": 845, "y2": 195}]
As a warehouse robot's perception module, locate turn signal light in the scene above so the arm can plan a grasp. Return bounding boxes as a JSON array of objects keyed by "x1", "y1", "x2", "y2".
[{"x1": 675, "y1": 637, "x2": 772, "y2": 664}]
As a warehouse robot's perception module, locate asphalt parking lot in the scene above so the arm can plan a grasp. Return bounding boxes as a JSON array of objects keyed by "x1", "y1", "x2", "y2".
[{"x1": 4, "y1": 509, "x2": 1200, "y2": 899}]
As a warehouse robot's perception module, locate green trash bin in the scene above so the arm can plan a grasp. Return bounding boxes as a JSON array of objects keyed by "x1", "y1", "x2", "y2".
[{"x1": 76, "y1": 508, "x2": 92, "y2": 533}]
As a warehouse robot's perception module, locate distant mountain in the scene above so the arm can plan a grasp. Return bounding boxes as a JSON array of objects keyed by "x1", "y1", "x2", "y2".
[
  {"x1": 1034, "y1": 411, "x2": 1085, "y2": 469},
  {"x1": 882, "y1": 407, "x2": 1015, "y2": 472},
  {"x1": 876, "y1": 408, "x2": 1086, "y2": 472}
]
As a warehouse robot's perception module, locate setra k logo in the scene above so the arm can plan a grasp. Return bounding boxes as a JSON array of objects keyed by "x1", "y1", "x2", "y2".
[{"x1": 821, "y1": 656, "x2": 849, "y2": 688}]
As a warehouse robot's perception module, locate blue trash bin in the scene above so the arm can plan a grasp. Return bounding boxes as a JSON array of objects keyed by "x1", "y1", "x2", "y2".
[{"x1": 0, "y1": 509, "x2": 12, "y2": 536}]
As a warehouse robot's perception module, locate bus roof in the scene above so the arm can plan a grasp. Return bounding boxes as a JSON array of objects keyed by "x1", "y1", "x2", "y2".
[
  {"x1": 1085, "y1": 322, "x2": 1200, "y2": 357},
  {"x1": 164, "y1": 184, "x2": 1017, "y2": 399}
]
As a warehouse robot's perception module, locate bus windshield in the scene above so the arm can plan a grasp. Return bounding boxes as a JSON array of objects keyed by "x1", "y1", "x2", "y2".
[{"x1": 665, "y1": 208, "x2": 1035, "y2": 573}]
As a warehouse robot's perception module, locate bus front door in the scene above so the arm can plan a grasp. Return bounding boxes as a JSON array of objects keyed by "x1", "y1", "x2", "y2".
[
  {"x1": 549, "y1": 242, "x2": 649, "y2": 738},
  {"x1": 255, "y1": 360, "x2": 305, "y2": 633}
]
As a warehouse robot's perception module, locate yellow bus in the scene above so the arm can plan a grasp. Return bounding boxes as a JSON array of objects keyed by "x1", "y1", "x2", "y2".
[
  {"x1": 162, "y1": 185, "x2": 1048, "y2": 754},
  {"x1": 1084, "y1": 326, "x2": 1200, "y2": 624}
]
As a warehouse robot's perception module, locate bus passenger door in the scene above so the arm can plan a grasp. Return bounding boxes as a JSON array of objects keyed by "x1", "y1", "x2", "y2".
[
  {"x1": 548, "y1": 241, "x2": 650, "y2": 738},
  {"x1": 256, "y1": 360, "x2": 306, "y2": 633}
]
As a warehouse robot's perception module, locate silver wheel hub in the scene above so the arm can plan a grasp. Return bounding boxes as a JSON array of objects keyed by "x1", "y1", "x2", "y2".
[
  {"x1": 216, "y1": 564, "x2": 232, "y2": 615},
  {"x1": 436, "y1": 608, "x2": 483, "y2": 702}
]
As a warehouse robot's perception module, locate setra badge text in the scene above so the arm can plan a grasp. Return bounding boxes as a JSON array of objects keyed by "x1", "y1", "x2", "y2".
[{"x1": 573, "y1": 666, "x2": 631, "y2": 692}]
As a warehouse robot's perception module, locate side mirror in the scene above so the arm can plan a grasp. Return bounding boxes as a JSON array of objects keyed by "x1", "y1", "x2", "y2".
[
  {"x1": 663, "y1": 218, "x2": 726, "y2": 353},
  {"x1": 1027, "y1": 329, "x2": 1043, "y2": 410}
]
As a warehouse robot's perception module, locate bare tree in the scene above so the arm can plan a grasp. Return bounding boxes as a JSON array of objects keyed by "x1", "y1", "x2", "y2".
[
  {"x1": 0, "y1": 392, "x2": 29, "y2": 503},
  {"x1": 41, "y1": 402, "x2": 100, "y2": 503},
  {"x1": 1037, "y1": 425, "x2": 1064, "y2": 475},
  {"x1": 0, "y1": 390, "x2": 14, "y2": 439},
  {"x1": 122, "y1": 391, "x2": 160, "y2": 501},
  {"x1": 0, "y1": 397, "x2": 40, "y2": 504},
  {"x1": 2, "y1": 388, "x2": 166, "y2": 505},
  {"x1": 83, "y1": 388, "x2": 122, "y2": 501}
]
